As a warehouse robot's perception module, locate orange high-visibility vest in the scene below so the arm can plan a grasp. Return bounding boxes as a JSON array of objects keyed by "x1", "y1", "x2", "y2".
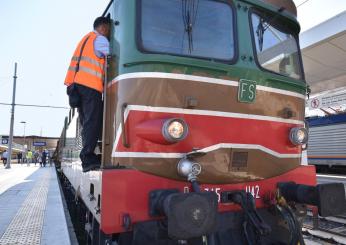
[{"x1": 64, "y1": 32, "x2": 105, "y2": 93}]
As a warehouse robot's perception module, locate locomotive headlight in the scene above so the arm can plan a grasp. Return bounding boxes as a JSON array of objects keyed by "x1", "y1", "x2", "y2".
[
  {"x1": 162, "y1": 118, "x2": 188, "y2": 142},
  {"x1": 289, "y1": 127, "x2": 308, "y2": 145}
]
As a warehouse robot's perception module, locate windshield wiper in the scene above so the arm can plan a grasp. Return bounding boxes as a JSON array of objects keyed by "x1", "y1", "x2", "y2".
[
  {"x1": 182, "y1": 0, "x2": 199, "y2": 53},
  {"x1": 256, "y1": 7, "x2": 285, "y2": 52},
  {"x1": 256, "y1": 18, "x2": 265, "y2": 52}
]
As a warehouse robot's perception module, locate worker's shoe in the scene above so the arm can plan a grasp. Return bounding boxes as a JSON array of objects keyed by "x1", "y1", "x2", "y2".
[{"x1": 82, "y1": 163, "x2": 100, "y2": 173}]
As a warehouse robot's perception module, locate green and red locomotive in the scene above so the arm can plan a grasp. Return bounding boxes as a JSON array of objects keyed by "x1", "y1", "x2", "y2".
[{"x1": 57, "y1": 0, "x2": 346, "y2": 244}]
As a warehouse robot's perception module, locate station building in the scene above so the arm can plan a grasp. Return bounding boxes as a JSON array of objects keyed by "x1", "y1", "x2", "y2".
[{"x1": 0, "y1": 135, "x2": 59, "y2": 158}]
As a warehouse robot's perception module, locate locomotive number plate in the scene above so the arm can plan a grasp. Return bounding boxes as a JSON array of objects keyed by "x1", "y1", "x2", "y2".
[{"x1": 238, "y1": 79, "x2": 256, "y2": 103}]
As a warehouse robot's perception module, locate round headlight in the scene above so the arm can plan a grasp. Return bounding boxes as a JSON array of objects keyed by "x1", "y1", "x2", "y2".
[
  {"x1": 289, "y1": 127, "x2": 308, "y2": 145},
  {"x1": 162, "y1": 118, "x2": 188, "y2": 142}
]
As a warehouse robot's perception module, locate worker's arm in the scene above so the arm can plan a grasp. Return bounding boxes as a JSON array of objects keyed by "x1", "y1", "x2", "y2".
[{"x1": 94, "y1": 35, "x2": 110, "y2": 58}]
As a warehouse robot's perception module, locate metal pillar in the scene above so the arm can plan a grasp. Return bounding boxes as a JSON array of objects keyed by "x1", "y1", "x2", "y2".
[
  {"x1": 20, "y1": 121, "x2": 26, "y2": 148},
  {"x1": 5, "y1": 63, "x2": 18, "y2": 169}
]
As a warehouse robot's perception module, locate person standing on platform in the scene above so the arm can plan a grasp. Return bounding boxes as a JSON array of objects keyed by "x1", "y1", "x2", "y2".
[
  {"x1": 34, "y1": 151, "x2": 39, "y2": 166},
  {"x1": 47, "y1": 151, "x2": 52, "y2": 166},
  {"x1": 2, "y1": 150, "x2": 8, "y2": 166},
  {"x1": 26, "y1": 150, "x2": 32, "y2": 166},
  {"x1": 17, "y1": 152, "x2": 22, "y2": 164},
  {"x1": 23, "y1": 151, "x2": 27, "y2": 163},
  {"x1": 42, "y1": 150, "x2": 47, "y2": 167},
  {"x1": 39, "y1": 151, "x2": 43, "y2": 167},
  {"x1": 64, "y1": 17, "x2": 110, "y2": 173}
]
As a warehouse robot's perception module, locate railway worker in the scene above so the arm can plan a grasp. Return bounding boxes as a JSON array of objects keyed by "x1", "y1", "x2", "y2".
[{"x1": 64, "y1": 17, "x2": 110, "y2": 172}]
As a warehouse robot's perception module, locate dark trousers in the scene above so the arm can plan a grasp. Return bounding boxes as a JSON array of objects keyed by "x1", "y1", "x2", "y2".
[{"x1": 76, "y1": 84, "x2": 103, "y2": 168}]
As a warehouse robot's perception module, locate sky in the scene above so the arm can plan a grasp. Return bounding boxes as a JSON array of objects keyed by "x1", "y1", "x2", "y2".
[
  {"x1": 0, "y1": 0, "x2": 108, "y2": 137},
  {"x1": 0, "y1": 0, "x2": 346, "y2": 138}
]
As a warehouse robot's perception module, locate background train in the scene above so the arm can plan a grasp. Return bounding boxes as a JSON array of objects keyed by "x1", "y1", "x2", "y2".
[
  {"x1": 56, "y1": 0, "x2": 346, "y2": 244},
  {"x1": 306, "y1": 112, "x2": 346, "y2": 171}
]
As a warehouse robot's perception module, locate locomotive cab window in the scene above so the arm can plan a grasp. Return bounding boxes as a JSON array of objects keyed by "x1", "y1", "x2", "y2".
[
  {"x1": 251, "y1": 12, "x2": 303, "y2": 80},
  {"x1": 138, "y1": 0, "x2": 235, "y2": 62}
]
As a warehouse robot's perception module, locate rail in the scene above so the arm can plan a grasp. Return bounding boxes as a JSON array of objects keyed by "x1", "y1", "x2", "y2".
[{"x1": 303, "y1": 209, "x2": 346, "y2": 244}]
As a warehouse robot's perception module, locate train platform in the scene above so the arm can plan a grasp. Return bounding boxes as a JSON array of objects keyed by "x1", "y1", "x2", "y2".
[{"x1": 0, "y1": 164, "x2": 71, "y2": 245}]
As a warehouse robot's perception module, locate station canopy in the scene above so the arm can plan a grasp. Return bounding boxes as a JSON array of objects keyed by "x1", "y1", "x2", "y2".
[
  {"x1": 0, "y1": 144, "x2": 24, "y2": 153},
  {"x1": 0, "y1": 136, "x2": 25, "y2": 153},
  {"x1": 300, "y1": 11, "x2": 346, "y2": 114}
]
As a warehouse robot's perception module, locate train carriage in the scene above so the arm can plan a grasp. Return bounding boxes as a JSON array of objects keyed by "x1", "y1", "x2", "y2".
[
  {"x1": 57, "y1": 0, "x2": 346, "y2": 244},
  {"x1": 306, "y1": 113, "x2": 346, "y2": 169}
]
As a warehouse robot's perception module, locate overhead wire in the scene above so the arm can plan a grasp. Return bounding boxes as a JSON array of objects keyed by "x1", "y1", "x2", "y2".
[
  {"x1": 297, "y1": 0, "x2": 310, "y2": 8},
  {"x1": 0, "y1": 102, "x2": 69, "y2": 109}
]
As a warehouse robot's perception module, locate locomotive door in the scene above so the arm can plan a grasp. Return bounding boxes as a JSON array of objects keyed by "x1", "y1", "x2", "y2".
[{"x1": 101, "y1": 8, "x2": 119, "y2": 166}]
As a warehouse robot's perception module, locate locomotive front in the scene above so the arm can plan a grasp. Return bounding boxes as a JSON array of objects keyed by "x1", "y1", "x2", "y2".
[{"x1": 61, "y1": 0, "x2": 346, "y2": 244}]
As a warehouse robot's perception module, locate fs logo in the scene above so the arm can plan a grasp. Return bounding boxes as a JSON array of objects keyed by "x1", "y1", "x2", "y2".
[{"x1": 238, "y1": 79, "x2": 256, "y2": 103}]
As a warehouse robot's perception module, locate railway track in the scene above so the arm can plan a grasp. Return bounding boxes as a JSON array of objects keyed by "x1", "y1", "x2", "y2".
[{"x1": 303, "y1": 212, "x2": 346, "y2": 244}]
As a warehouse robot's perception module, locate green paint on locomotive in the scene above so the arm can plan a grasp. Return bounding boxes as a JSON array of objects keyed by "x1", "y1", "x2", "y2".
[{"x1": 108, "y1": 0, "x2": 306, "y2": 94}]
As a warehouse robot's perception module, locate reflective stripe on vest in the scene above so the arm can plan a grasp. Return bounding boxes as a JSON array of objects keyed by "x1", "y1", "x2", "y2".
[
  {"x1": 71, "y1": 56, "x2": 103, "y2": 67},
  {"x1": 68, "y1": 66, "x2": 103, "y2": 79},
  {"x1": 64, "y1": 32, "x2": 105, "y2": 93}
]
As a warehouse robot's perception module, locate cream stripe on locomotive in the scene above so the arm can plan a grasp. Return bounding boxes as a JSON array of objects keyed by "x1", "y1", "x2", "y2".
[
  {"x1": 109, "y1": 72, "x2": 306, "y2": 99},
  {"x1": 112, "y1": 144, "x2": 301, "y2": 159},
  {"x1": 111, "y1": 105, "x2": 303, "y2": 159}
]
